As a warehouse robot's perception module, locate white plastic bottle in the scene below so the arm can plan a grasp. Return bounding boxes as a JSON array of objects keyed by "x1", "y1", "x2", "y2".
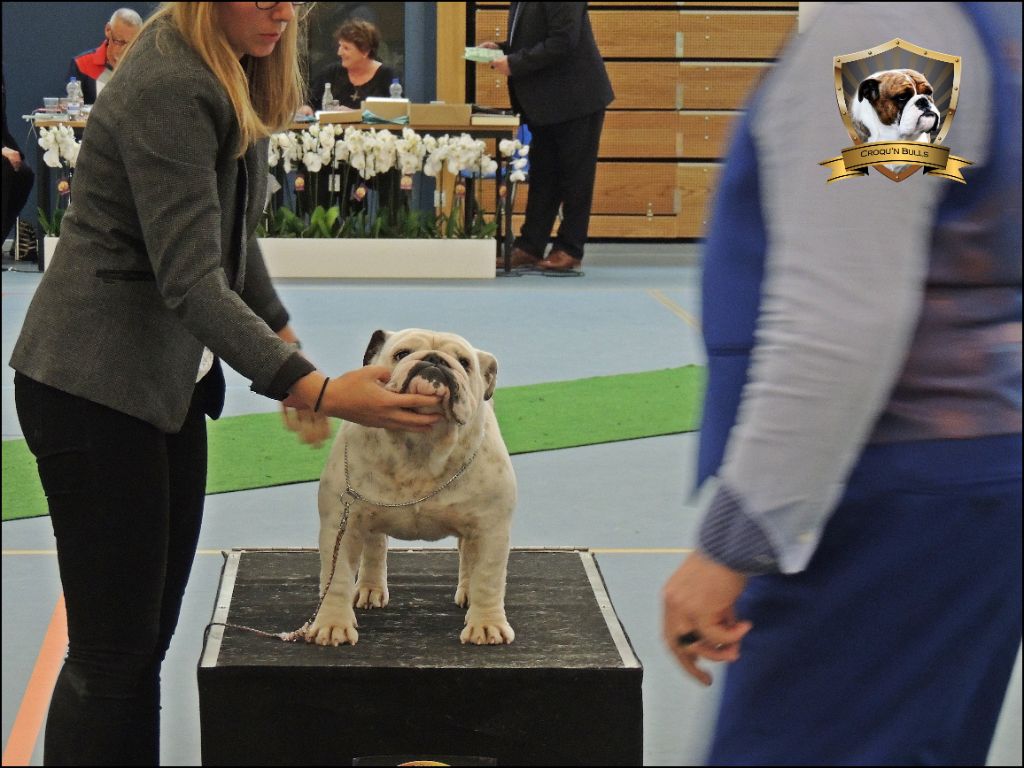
[
  {"x1": 66, "y1": 77, "x2": 84, "y2": 117},
  {"x1": 389, "y1": 78, "x2": 403, "y2": 99},
  {"x1": 322, "y1": 82, "x2": 335, "y2": 110}
]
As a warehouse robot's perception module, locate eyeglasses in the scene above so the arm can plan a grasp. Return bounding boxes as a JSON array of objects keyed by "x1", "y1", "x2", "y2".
[
  {"x1": 254, "y1": 2, "x2": 309, "y2": 8},
  {"x1": 108, "y1": 35, "x2": 131, "y2": 48}
]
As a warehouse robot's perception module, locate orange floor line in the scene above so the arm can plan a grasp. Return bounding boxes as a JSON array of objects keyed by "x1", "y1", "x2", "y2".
[{"x1": 2, "y1": 594, "x2": 67, "y2": 766}]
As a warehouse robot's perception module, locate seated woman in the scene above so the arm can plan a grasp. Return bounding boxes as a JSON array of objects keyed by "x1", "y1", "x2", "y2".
[
  {"x1": 299, "y1": 19, "x2": 400, "y2": 218},
  {"x1": 303, "y1": 19, "x2": 395, "y2": 112}
]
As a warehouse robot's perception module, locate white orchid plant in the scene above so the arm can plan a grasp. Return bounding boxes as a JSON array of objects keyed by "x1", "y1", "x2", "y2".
[
  {"x1": 261, "y1": 125, "x2": 527, "y2": 239},
  {"x1": 37, "y1": 125, "x2": 82, "y2": 235}
]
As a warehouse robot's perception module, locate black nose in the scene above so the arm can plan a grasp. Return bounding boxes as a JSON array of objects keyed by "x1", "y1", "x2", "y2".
[
  {"x1": 914, "y1": 96, "x2": 933, "y2": 110},
  {"x1": 421, "y1": 353, "x2": 449, "y2": 368}
]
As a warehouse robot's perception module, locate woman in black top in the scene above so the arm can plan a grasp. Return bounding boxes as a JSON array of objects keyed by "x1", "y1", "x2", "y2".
[
  {"x1": 300, "y1": 19, "x2": 400, "y2": 215},
  {"x1": 305, "y1": 19, "x2": 395, "y2": 111}
]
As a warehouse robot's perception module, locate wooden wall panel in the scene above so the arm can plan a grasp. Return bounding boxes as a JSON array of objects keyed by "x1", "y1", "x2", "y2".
[
  {"x1": 477, "y1": 9, "x2": 795, "y2": 60},
  {"x1": 480, "y1": 163, "x2": 680, "y2": 217},
  {"x1": 466, "y1": 2, "x2": 795, "y2": 240},
  {"x1": 600, "y1": 111, "x2": 737, "y2": 159},
  {"x1": 477, "y1": 63, "x2": 770, "y2": 112}
]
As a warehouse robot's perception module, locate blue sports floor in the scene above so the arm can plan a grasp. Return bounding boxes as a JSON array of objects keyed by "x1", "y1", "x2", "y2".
[{"x1": 2, "y1": 245, "x2": 1021, "y2": 765}]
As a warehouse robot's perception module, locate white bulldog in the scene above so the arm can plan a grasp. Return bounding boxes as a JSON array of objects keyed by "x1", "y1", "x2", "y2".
[
  {"x1": 306, "y1": 328, "x2": 517, "y2": 646},
  {"x1": 850, "y1": 68, "x2": 942, "y2": 144}
]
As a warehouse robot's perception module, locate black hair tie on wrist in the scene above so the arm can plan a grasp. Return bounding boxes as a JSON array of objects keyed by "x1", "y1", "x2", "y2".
[{"x1": 314, "y1": 377, "x2": 330, "y2": 413}]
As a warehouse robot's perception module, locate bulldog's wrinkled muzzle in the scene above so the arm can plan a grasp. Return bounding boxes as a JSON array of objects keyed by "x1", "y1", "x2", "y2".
[{"x1": 393, "y1": 354, "x2": 464, "y2": 424}]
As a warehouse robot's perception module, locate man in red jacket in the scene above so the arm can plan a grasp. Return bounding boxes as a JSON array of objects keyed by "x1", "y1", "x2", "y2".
[{"x1": 67, "y1": 8, "x2": 142, "y2": 104}]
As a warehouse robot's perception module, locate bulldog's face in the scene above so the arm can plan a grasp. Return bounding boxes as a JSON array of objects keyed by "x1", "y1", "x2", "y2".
[
  {"x1": 851, "y1": 69, "x2": 942, "y2": 143},
  {"x1": 363, "y1": 329, "x2": 498, "y2": 427}
]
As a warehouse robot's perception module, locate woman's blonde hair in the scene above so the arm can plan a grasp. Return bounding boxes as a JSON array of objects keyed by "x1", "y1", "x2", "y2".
[{"x1": 124, "y1": 2, "x2": 305, "y2": 157}]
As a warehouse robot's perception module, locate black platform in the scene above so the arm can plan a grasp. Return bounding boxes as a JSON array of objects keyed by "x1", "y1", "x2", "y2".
[{"x1": 198, "y1": 548, "x2": 643, "y2": 766}]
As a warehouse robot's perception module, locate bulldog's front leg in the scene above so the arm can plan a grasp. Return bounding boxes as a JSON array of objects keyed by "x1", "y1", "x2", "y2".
[
  {"x1": 307, "y1": 523, "x2": 362, "y2": 646},
  {"x1": 455, "y1": 535, "x2": 475, "y2": 608},
  {"x1": 460, "y1": 530, "x2": 515, "y2": 645},
  {"x1": 355, "y1": 533, "x2": 390, "y2": 609}
]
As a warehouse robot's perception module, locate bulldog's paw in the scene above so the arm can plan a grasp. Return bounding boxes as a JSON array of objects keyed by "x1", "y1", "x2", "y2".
[
  {"x1": 305, "y1": 610, "x2": 359, "y2": 646},
  {"x1": 454, "y1": 584, "x2": 470, "y2": 608},
  {"x1": 355, "y1": 584, "x2": 389, "y2": 609},
  {"x1": 460, "y1": 616, "x2": 515, "y2": 645}
]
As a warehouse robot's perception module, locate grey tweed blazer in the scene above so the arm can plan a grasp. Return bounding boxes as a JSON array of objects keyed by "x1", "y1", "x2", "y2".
[{"x1": 10, "y1": 18, "x2": 312, "y2": 433}]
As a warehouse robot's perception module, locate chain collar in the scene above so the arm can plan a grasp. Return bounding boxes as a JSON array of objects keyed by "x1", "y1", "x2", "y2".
[{"x1": 341, "y1": 439, "x2": 482, "y2": 509}]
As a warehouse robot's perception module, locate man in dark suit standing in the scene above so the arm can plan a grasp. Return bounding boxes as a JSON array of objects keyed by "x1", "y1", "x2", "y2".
[{"x1": 482, "y1": 2, "x2": 613, "y2": 272}]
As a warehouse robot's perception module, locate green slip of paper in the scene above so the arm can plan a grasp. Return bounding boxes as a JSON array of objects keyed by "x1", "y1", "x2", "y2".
[
  {"x1": 465, "y1": 46, "x2": 504, "y2": 63},
  {"x1": 2, "y1": 366, "x2": 704, "y2": 522}
]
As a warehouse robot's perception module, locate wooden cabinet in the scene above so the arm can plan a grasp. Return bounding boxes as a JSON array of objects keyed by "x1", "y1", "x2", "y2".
[{"x1": 460, "y1": 2, "x2": 797, "y2": 239}]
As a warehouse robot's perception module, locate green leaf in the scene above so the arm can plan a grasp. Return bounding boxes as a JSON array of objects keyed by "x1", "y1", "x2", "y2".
[{"x1": 37, "y1": 207, "x2": 54, "y2": 236}]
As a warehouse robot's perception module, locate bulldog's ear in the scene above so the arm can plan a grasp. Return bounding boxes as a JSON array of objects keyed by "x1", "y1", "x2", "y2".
[
  {"x1": 477, "y1": 351, "x2": 498, "y2": 401},
  {"x1": 363, "y1": 330, "x2": 391, "y2": 366},
  {"x1": 858, "y1": 78, "x2": 880, "y2": 104}
]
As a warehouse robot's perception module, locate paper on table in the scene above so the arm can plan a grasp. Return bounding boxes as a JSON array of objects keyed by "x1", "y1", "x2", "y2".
[{"x1": 464, "y1": 46, "x2": 504, "y2": 63}]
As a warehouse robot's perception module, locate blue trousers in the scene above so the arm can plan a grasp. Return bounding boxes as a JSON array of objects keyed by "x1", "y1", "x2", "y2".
[{"x1": 708, "y1": 434, "x2": 1022, "y2": 766}]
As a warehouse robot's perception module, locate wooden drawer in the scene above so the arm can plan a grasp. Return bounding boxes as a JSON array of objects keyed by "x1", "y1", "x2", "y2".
[
  {"x1": 475, "y1": 62, "x2": 768, "y2": 111},
  {"x1": 676, "y1": 163, "x2": 719, "y2": 238},
  {"x1": 482, "y1": 163, "x2": 720, "y2": 238},
  {"x1": 589, "y1": 11, "x2": 795, "y2": 59},
  {"x1": 606, "y1": 62, "x2": 768, "y2": 110},
  {"x1": 580, "y1": 2, "x2": 797, "y2": 6},
  {"x1": 475, "y1": 9, "x2": 507, "y2": 43},
  {"x1": 475, "y1": 10, "x2": 795, "y2": 60},
  {"x1": 475, "y1": 2, "x2": 798, "y2": 8},
  {"x1": 479, "y1": 162, "x2": 679, "y2": 217},
  {"x1": 506, "y1": 213, "x2": 680, "y2": 239},
  {"x1": 600, "y1": 111, "x2": 737, "y2": 159}
]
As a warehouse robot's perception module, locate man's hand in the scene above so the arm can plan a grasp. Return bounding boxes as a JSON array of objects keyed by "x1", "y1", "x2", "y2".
[
  {"x1": 490, "y1": 56, "x2": 511, "y2": 77},
  {"x1": 2, "y1": 146, "x2": 22, "y2": 171},
  {"x1": 662, "y1": 551, "x2": 751, "y2": 686}
]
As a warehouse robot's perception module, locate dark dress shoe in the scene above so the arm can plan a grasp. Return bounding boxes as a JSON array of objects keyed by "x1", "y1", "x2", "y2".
[
  {"x1": 535, "y1": 249, "x2": 582, "y2": 271},
  {"x1": 497, "y1": 246, "x2": 541, "y2": 269}
]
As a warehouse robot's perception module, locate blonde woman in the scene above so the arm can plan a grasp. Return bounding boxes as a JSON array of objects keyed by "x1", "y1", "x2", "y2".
[{"x1": 10, "y1": 3, "x2": 439, "y2": 764}]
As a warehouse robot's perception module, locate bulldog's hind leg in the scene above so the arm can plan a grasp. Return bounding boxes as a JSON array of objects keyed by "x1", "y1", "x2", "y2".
[
  {"x1": 460, "y1": 531, "x2": 515, "y2": 645},
  {"x1": 355, "y1": 533, "x2": 390, "y2": 609}
]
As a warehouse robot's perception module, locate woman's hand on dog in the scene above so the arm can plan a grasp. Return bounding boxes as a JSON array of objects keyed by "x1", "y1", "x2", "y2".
[{"x1": 283, "y1": 368, "x2": 443, "y2": 433}]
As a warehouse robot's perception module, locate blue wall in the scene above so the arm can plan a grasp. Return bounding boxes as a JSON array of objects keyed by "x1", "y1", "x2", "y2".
[{"x1": 1, "y1": 2, "x2": 437, "y2": 226}]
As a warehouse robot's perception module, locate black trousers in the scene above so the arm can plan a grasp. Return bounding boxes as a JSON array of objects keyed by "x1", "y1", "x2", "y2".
[
  {"x1": 15, "y1": 372, "x2": 209, "y2": 766},
  {"x1": 515, "y1": 110, "x2": 604, "y2": 261},
  {"x1": 2, "y1": 154, "x2": 35, "y2": 243}
]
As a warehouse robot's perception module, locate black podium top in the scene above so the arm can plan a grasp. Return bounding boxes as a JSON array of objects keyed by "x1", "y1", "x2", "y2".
[{"x1": 201, "y1": 549, "x2": 641, "y2": 672}]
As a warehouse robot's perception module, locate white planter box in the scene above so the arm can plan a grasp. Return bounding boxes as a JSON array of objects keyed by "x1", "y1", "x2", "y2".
[
  {"x1": 43, "y1": 236, "x2": 58, "y2": 270},
  {"x1": 258, "y1": 237, "x2": 496, "y2": 279}
]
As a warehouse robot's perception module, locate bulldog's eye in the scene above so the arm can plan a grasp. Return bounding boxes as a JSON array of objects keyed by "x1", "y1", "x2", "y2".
[
  {"x1": 393, "y1": 350, "x2": 411, "y2": 362},
  {"x1": 458, "y1": 357, "x2": 472, "y2": 370},
  {"x1": 895, "y1": 93, "x2": 911, "y2": 104}
]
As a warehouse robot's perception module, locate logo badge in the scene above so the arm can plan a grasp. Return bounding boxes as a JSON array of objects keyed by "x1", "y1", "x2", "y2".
[{"x1": 821, "y1": 39, "x2": 971, "y2": 183}]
